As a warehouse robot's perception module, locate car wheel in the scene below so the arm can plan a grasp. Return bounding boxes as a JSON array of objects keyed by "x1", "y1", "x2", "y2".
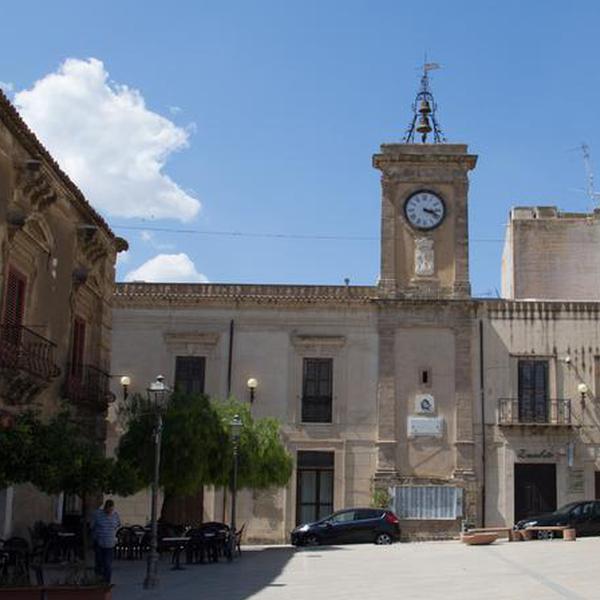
[
  {"x1": 374, "y1": 532, "x2": 393, "y2": 545},
  {"x1": 305, "y1": 534, "x2": 320, "y2": 546}
]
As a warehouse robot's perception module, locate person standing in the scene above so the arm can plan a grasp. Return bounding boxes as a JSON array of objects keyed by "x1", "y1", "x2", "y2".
[{"x1": 92, "y1": 499, "x2": 121, "y2": 583}]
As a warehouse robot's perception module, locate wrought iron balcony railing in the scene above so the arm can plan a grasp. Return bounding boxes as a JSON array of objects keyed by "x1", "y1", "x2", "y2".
[
  {"x1": 64, "y1": 363, "x2": 112, "y2": 408},
  {"x1": 497, "y1": 398, "x2": 572, "y2": 426},
  {"x1": 0, "y1": 324, "x2": 60, "y2": 380}
]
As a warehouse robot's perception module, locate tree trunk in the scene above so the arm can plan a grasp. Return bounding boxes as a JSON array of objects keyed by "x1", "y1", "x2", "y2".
[
  {"x1": 160, "y1": 489, "x2": 204, "y2": 526},
  {"x1": 81, "y1": 493, "x2": 88, "y2": 563}
]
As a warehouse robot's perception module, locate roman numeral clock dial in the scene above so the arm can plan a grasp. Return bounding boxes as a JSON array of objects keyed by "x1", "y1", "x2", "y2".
[{"x1": 404, "y1": 191, "x2": 446, "y2": 230}]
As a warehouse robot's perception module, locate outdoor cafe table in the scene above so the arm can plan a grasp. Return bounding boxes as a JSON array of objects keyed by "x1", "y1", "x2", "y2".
[{"x1": 161, "y1": 537, "x2": 191, "y2": 570}]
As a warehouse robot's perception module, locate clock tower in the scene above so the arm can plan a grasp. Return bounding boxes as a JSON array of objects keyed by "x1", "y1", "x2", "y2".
[{"x1": 373, "y1": 68, "x2": 477, "y2": 299}]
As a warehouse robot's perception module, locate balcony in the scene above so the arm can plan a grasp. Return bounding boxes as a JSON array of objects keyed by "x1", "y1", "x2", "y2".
[
  {"x1": 497, "y1": 398, "x2": 572, "y2": 427},
  {"x1": 0, "y1": 325, "x2": 60, "y2": 404},
  {"x1": 64, "y1": 364, "x2": 113, "y2": 409}
]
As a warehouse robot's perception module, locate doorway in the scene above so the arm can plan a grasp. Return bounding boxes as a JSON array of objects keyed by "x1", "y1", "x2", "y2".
[{"x1": 514, "y1": 463, "x2": 556, "y2": 523}]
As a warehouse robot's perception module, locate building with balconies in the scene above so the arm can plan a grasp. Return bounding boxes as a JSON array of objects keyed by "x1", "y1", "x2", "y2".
[{"x1": 0, "y1": 90, "x2": 127, "y2": 538}]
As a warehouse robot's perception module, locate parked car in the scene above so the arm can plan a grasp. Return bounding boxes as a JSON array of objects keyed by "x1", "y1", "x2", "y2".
[
  {"x1": 515, "y1": 500, "x2": 600, "y2": 536},
  {"x1": 291, "y1": 508, "x2": 400, "y2": 546}
]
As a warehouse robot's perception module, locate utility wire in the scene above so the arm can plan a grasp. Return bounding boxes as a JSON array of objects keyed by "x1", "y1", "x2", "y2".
[{"x1": 112, "y1": 224, "x2": 505, "y2": 243}]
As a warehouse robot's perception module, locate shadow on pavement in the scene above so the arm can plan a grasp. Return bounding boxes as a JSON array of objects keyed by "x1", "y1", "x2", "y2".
[{"x1": 111, "y1": 545, "x2": 347, "y2": 600}]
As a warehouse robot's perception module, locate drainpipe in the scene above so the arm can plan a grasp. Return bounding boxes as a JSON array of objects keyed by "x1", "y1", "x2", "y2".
[
  {"x1": 227, "y1": 319, "x2": 234, "y2": 397},
  {"x1": 479, "y1": 319, "x2": 486, "y2": 527}
]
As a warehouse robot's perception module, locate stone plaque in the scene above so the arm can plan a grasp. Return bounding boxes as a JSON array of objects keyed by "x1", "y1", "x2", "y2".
[
  {"x1": 408, "y1": 416, "x2": 443, "y2": 438},
  {"x1": 567, "y1": 469, "x2": 584, "y2": 494}
]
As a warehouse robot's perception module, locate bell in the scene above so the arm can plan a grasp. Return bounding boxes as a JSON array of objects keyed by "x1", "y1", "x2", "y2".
[
  {"x1": 418, "y1": 99, "x2": 432, "y2": 114},
  {"x1": 416, "y1": 114, "x2": 432, "y2": 134}
]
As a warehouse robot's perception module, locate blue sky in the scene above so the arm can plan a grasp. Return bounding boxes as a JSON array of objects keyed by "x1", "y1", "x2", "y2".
[{"x1": 2, "y1": 1, "x2": 599, "y2": 295}]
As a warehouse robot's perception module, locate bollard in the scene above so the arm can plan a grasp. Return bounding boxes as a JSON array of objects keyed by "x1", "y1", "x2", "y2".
[{"x1": 563, "y1": 528, "x2": 576, "y2": 542}]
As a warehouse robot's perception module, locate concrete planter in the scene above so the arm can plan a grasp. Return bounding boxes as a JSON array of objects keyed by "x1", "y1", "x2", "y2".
[
  {"x1": 508, "y1": 529, "x2": 522, "y2": 542},
  {"x1": 521, "y1": 529, "x2": 534, "y2": 541},
  {"x1": 0, "y1": 586, "x2": 112, "y2": 600},
  {"x1": 460, "y1": 533, "x2": 498, "y2": 545}
]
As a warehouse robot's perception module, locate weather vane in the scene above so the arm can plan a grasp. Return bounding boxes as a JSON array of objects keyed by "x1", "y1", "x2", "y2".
[{"x1": 403, "y1": 60, "x2": 446, "y2": 144}]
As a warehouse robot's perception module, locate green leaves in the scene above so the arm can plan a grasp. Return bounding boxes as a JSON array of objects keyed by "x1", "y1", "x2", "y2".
[
  {"x1": 0, "y1": 410, "x2": 138, "y2": 497},
  {"x1": 116, "y1": 394, "x2": 293, "y2": 495}
]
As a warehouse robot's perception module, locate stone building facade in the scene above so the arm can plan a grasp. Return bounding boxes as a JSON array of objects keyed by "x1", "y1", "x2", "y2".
[
  {"x1": 109, "y1": 142, "x2": 484, "y2": 542},
  {"x1": 109, "y1": 137, "x2": 600, "y2": 543},
  {"x1": 0, "y1": 91, "x2": 126, "y2": 537}
]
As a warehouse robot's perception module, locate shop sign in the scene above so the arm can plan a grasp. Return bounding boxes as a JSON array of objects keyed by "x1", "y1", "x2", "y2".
[
  {"x1": 568, "y1": 469, "x2": 584, "y2": 494},
  {"x1": 516, "y1": 449, "x2": 554, "y2": 460}
]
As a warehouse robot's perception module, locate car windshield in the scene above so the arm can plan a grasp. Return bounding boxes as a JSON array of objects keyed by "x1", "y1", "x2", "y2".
[{"x1": 553, "y1": 502, "x2": 581, "y2": 515}]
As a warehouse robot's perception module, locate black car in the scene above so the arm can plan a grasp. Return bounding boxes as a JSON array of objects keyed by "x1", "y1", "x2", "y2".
[
  {"x1": 291, "y1": 508, "x2": 400, "y2": 546},
  {"x1": 515, "y1": 500, "x2": 600, "y2": 537}
]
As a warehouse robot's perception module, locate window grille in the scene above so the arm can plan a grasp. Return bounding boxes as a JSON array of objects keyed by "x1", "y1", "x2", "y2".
[{"x1": 391, "y1": 486, "x2": 463, "y2": 520}]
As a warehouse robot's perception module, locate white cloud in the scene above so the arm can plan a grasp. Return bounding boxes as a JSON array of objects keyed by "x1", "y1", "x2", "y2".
[
  {"x1": 124, "y1": 253, "x2": 207, "y2": 283},
  {"x1": 14, "y1": 58, "x2": 200, "y2": 221},
  {"x1": 116, "y1": 250, "x2": 130, "y2": 266}
]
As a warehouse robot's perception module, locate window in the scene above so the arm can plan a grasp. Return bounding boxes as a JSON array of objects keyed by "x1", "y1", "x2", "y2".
[
  {"x1": 518, "y1": 360, "x2": 549, "y2": 423},
  {"x1": 330, "y1": 510, "x2": 357, "y2": 523},
  {"x1": 70, "y1": 318, "x2": 86, "y2": 378},
  {"x1": 301, "y1": 358, "x2": 333, "y2": 423},
  {"x1": 175, "y1": 356, "x2": 206, "y2": 395},
  {"x1": 296, "y1": 451, "x2": 334, "y2": 524},
  {"x1": 2, "y1": 268, "x2": 27, "y2": 339}
]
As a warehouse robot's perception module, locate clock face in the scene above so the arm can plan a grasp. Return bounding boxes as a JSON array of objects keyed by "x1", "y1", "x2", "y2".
[{"x1": 404, "y1": 191, "x2": 446, "y2": 230}]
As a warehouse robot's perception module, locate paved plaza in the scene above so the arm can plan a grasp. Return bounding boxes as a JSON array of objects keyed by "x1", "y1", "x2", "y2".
[{"x1": 112, "y1": 537, "x2": 600, "y2": 600}]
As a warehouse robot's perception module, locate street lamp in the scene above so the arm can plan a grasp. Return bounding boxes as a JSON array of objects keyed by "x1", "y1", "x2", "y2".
[
  {"x1": 578, "y1": 382, "x2": 589, "y2": 410},
  {"x1": 229, "y1": 414, "x2": 242, "y2": 561},
  {"x1": 143, "y1": 375, "x2": 170, "y2": 590},
  {"x1": 247, "y1": 378, "x2": 258, "y2": 403},
  {"x1": 120, "y1": 375, "x2": 131, "y2": 401}
]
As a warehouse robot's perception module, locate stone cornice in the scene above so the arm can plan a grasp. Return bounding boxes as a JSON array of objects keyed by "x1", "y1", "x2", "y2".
[
  {"x1": 114, "y1": 282, "x2": 377, "y2": 307},
  {"x1": 479, "y1": 299, "x2": 600, "y2": 319},
  {"x1": 0, "y1": 89, "x2": 116, "y2": 242}
]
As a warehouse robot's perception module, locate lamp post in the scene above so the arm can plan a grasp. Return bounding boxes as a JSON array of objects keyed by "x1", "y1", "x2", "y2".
[
  {"x1": 247, "y1": 378, "x2": 258, "y2": 403},
  {"x1": 143, "y1": 375, "x2": 170, "y2": 590},
  {"x1": 578, "y1": 382, "x2": 589, "y2": 411},
  {"x1": 120, "y1": 375, "x2": 131, "y2": 401},
  {"x1": 229, "y1": 414, "x2": 242, "y2": 561}
]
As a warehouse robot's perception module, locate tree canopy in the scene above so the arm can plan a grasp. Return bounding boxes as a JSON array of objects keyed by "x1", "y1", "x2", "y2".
[{"x1": 117, "y1": 394, "x2": 293, "y2": 495}]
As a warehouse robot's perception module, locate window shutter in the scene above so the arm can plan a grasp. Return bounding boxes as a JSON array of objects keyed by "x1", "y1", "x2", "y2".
[
  {"x1": 174, "y1": 356, "x2": 206, "y2": 395},
  {"x1": 71, "y1": 319, "x2": 86, "y2": 376},
  {"x1": 3, "y1": 268, "x2": 26, "y2": 327}
]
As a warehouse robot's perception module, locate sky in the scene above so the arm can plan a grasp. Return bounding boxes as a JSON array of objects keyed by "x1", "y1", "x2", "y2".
[{"x1": 2, "y1": 0, "x2": 600, "y2": 296}]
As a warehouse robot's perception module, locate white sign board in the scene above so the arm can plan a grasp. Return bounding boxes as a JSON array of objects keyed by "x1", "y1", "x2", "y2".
[{"x1": 408, "y1": 416, "x2": 443, "y2": 438}]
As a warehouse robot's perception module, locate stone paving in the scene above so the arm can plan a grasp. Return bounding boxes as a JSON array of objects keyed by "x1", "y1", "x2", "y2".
[{"x1": 112, "y1": 537, "x2": 600, "y2": 600}]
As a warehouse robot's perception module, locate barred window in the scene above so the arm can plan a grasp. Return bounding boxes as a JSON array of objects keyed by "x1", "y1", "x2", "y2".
[
  {"x1": 301, "y1": 358, "x2": 332, "y2": 423},
  {"x1": 175, "y1": 356, "x2": 206, "y2": 395}
]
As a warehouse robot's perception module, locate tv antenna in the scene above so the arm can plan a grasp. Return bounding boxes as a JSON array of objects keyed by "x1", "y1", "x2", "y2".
[{"x1": 580, "y1": 143, "x2": 600, "y2": 205}]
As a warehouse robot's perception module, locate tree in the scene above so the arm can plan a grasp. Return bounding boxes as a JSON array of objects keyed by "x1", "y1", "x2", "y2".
[
  {"x1": 116, "y1": 393, "x2": 293, "y2": 522},
  {"x1": 212, "y1": 399, "x2": 293, "y2": 490},
  {"x1": 0, "y1": 410, "x2": 141, "y2": 559}
]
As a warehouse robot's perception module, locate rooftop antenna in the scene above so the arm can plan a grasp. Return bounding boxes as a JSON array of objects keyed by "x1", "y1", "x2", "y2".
[
  {"x1": 580, "y1": 143, "x2": 600, "y2": 205},
  {"x1": 403, "y1": 57, "x2": 446, "y2": 144}
]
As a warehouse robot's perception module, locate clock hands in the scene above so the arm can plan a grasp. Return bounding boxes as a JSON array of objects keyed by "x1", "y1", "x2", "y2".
[{"x1": 423, "y1": 207, "x2": 440, "y2": 217}]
